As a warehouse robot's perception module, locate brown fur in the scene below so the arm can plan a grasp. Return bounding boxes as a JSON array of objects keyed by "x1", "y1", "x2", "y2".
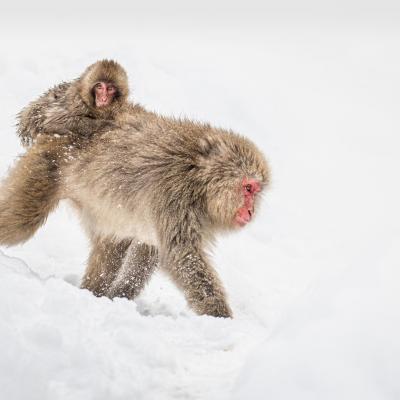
[
  {"x1": 0, "y1": 136, "x2": 72, "y2": 245},
  {"x1": 2, "y1": 104, "x2": 269, "y2": 318},
  {"x1": 82, "y1": 236, "x2": 133, "y2": 297},
  {"x1": 16, "y1": 59, "x2": 130, "y2": 146},
  {"x1": 106, "y1": 241, "x2": 158, "y2": 299}
]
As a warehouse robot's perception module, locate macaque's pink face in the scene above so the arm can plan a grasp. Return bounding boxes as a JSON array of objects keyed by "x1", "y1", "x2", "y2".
[
  {"x1": 94, "y1": 81, "x2": 117, "y2": 107},
  {"x1": 235, "y1": 178, "x2": 261, "y2": 227}
]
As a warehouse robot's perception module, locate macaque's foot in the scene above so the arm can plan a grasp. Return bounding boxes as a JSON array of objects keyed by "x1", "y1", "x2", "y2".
[{"x1": 192, "y1": 295, "x2": 233, "y2": 318}]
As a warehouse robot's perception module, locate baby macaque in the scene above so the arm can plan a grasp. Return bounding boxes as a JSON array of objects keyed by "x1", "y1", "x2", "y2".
[{"x1": 17, "y1": 59, "x2": 130, "y2": 146}]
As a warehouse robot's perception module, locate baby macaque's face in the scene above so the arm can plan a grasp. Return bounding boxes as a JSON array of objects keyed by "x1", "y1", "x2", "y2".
[{"x1": 94, "y1": 81, "x2": 117, "y2": 107}]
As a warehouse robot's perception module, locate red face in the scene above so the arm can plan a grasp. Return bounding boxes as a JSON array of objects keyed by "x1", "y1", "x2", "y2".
[
  {"x1": 94, "y1": 81, "x2": 117, "y2": 107},
  {"x1": 235, "y1": 178, "x2": 261, "y2": 227}
]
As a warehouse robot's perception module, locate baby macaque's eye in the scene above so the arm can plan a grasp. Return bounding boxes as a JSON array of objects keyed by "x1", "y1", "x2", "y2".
[
  {"x1": 107, "y1": 86, "x2": 116, "y2": 92},
  {"x1": 95, "y1": 83, "x2": 102, "y2": 89},
  {"x1": 245, "y1": 184, "x2": 252, "y2": 193}
]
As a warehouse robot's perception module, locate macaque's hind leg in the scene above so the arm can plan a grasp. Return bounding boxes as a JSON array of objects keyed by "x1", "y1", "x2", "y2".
[
  {"x1": 107, "y1": 242, "x2": 158, "y2": 299},
  {"x1": 81, "y1": 236, "x2": 132, "y2": 297},
  {"x1": 0, "y1": 141, "x2": 64, "y2": 246}
]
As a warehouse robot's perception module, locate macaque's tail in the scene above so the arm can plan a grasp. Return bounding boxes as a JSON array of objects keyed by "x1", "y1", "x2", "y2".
[{"x1": 0, "y1": 142, "x2": 62, "y2": 246}]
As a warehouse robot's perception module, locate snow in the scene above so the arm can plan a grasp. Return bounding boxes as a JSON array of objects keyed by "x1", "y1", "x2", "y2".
[
  {"x1": 0, "y1": 250, "x2": 250, "y2": 400},
  {"x1": 234, "y1": 239, "x2": 400, "y2": 400},
  {"x1": 1, "y1": 2, "x2": 400, "y2": 399}
]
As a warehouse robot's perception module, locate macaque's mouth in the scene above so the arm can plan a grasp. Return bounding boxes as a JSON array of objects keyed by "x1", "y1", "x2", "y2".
[
  {"x1": 96, "y1": 99, "x2": 110, "y2": 107},
  {"x1": 235, "y1": 209, "x2": 252, "y2": 226}
]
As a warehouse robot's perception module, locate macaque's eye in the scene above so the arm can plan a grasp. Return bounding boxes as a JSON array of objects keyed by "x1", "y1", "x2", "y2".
[
  {"x1": 95, "y1": 83, "x2": 102, "y2": 89},
  {"x1": 245, "y1": 184, "x2": 252, "y2": 193},
  {"x1": 107, "y1": 86, "x2": 116, "y2": 93}
]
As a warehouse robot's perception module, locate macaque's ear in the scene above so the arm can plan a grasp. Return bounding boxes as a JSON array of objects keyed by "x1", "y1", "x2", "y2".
[{"x1": 78, "y1": 59, "x2": 129, "y2": 107}]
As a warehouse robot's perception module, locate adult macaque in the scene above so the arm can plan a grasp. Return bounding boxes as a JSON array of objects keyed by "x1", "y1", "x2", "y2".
[
  {"x1": 1, "y1": 84, "x2": 269, "y2": 318},
  {"x1": 17, "y1": 59, "x2": 130, "y2": 146}
]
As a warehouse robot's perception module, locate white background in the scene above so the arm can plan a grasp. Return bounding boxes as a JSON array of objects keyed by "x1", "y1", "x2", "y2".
[{"x1": 0, "y1": 1, "x2": 399, "y2": 399}]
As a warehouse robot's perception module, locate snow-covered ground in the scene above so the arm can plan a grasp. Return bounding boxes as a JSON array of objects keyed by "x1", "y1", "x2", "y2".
[{"x1": 1, "y1": 2, "x2": 400, "y2": 399}]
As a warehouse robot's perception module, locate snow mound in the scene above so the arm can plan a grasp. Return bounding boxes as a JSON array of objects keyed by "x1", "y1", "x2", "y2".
[{"x1": 0, "y1": 250, "x2": 257, "y2": 400}]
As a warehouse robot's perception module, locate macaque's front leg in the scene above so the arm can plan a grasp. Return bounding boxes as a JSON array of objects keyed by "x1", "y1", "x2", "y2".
[{"x1": 161, "y1": 245, "x2": 232, "y2": 318}]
